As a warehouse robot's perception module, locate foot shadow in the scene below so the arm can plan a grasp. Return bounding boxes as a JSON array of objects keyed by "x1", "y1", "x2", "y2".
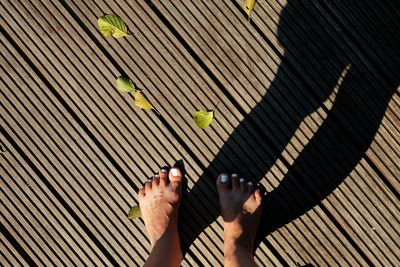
[{"x1": 180, "y1": 0, "x2": 399, "y2": 257}]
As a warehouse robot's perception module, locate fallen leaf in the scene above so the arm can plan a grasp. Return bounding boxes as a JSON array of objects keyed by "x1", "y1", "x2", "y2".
[
  {"x1": 98, "y1": 14, "x2": 129, "y2": 38},
  {"x1": 193, "y1": 109, "x2": 214, "y2": 129},
  {"x1": 116, "y1": 76, "x2": 135, "y2": 93},
  {"x1": 134, "y1": 90, "x2": 154, "y2": 110},
  {"x1": 127, "y1": 205, "x2": 141, "y2": 219},
  {"x1": 243, "y1": 0, "x2": 256, "y2": 16}
]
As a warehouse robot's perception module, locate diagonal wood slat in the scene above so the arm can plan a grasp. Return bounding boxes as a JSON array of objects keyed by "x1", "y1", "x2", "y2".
[{"x1": 1, "y1": 0, "x2": 399, "y2": 266}]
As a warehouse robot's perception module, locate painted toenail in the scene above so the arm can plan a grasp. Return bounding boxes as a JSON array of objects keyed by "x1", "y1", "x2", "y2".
[
  {"x1": 161, "y1": 169, "x2": 167, "y2": 173},
  {"x1": 231, "y1": 173, "x2": 239, "y2": 178},
  {"x1": 154, "y1": 174, "x2": 160, "y2": 178},
  {"x1": 171, "y1": 168, "x2": 179, "y2": 177},
  {"x1": 147, "y1": 179, "x2": 152, "y2": 183},
  {"x1": 240, "y1": 178, "x2": 245, "y2": 183},
  {"x1": 247, "y1": 181, "x2": 253, "y2": 186},
  {"x1": 220, "y1": 175, "x2": 229, "y2": 183}
]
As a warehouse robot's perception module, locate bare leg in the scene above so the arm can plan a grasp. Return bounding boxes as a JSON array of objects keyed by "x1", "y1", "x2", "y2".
[
  {"x1": 217, "y1": 173, "x2": 262, "y2": 267},
  {"x1": 138, "y1": 167, "x2": 183, "y2": 267}
]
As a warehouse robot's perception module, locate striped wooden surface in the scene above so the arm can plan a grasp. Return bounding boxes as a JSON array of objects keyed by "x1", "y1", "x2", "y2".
[{"x1": 1, "y1": 0, "x2": 399, "y2": 266}]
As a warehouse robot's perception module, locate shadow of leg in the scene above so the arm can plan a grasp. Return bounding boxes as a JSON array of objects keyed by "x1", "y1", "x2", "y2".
[{"x1": 255, "y1": 66, "x2": 396, "y2": 247}]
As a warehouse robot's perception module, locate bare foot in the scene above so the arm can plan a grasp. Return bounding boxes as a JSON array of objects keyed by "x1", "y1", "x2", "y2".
[
  {"x1": 217, "y1": 173, "x2": 262, "y2": 267},
  {"x1": 139, "y1": 167, "x2": 183, "y2": 267}
]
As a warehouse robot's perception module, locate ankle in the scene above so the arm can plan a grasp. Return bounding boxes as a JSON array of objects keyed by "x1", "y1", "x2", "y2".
[
  {"x1": 146, "y1": 233, "x2": 182, "y2": 267},
  {"x1": 224, "y1": 246, "x2": 253, "y2": 266},
  {"x1": 224, "y1": 242, "x2": 258, "y2": 267},
  {"x1": 150, "y1": 225, "x2": 179, "y2": 248},
  {"x1": 224, "y1": 238, "x2": 253, "y2": 258}
]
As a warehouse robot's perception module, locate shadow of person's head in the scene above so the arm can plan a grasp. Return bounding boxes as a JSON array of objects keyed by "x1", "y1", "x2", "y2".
[{"x1": 277, "y1": 0, "x2": 399, "y2": 90}]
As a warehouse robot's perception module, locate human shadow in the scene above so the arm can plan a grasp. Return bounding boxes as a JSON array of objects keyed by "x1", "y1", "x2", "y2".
[{"x1": 179, "y1": 0, "x2": 399, "y2": 257}]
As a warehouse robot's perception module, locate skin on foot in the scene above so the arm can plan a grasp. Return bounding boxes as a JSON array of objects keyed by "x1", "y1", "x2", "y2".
[
  {"x1": 216, "y1": 173, "x2": 263, "y2": 266},
  {"x1": 138, "y1": 167, "x2": 183, "y2": 265}
]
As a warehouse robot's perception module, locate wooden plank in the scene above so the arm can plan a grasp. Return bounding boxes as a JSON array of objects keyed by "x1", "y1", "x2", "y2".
[
  {"x1": 154, "y1": 0, "x2": 368, "y2": 264},
  {"x1": 0, "y1": 1, "x2": 224, "y2": 265},
  {"x1": 252, "y1": 0, "x2": 399, "y2": 182},
  {"x1": 59, "y1": 0, "x2": 359, "y2": 265},
  {"x1": 62, "y1": 0, "x2": 400, "y2": 266},
  {"x1": 2, "y1": 0, "x2": 399, "y2": 265},
  {"x1": 0, "y1": 218, "x2": 30, "y2": 267},
  {"x1": 1, "y1": 168, "x2": 77, "y2": 266},
  {"x1": 236, "y1": 0, "x2": 398, "y2": 264},
  {"x1": 1, "y1": 187, "x2": 57, "y2": 265},
  {"x1": 142, "y1": 1, "x2": 391, "y2": 265},
  {"x1": 282, "y1": 81, "x2": 400, "y2": 264},
  {"x1": 0, "y1": 139, "x2": 112, "y2": 266},
  {"x1": 40, "y1": 0, "x2": 276, "y2": 264},
  {"x1": 311, "y1": 0, "x2": 400, "y2": 194},
  {"x1": 0, "y1": 0, "x2": 296, "y2": 264},
  {"x1": 331, "y1": 168, "x2": 399, "y2": 263},
  {"x1": 1, "y1": 41, "x2": 146, "y2": 266}
]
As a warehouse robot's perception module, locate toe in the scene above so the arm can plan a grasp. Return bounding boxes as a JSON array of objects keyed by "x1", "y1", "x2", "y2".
[
  {"x1": 169, "y1": 167, "x2": 183, "y2": 183},
  {"x1": 159, "y1": 168, "x2": 169, "y2": 186},
  {"x1": 231, "y1": 173, "x2": 240, "y2": 190},
  {"x1": 144, "y1": 179, "x2": 152, "y2": 191},
  {"x1": 168, "y1": 167, "x2": 183, "y2": 193},
  {"x1": 152, "y1": 174, "x2": 160, "y2": 187},
  {"x1": 216, "y1": 173, "x2": 231, "y2": 191},
  {"x1": 138, "y1": 186, "x2": 145, "y2": 198},
  {"x1": 247, "y1": 181, "x2": 255, "y2": 192},
  {"x1": 239, "y1": 177, "x2": 247, "y2": 192}
]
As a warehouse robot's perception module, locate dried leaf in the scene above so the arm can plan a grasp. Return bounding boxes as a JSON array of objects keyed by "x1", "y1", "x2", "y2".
[
  {"x1": 98, "y1": 14, "x2": 128, "y2": 38},
  {"x1": 116, "y1": 76, "x2": 135, "y2": 93},
  {"x1": 193, "y1": 109, "x2": 214, "y2": 129},
  {"x1": 127, "y1": 205, "x2": 141, "y2": 219},
  {"x1": 243, "y1": 0, "x2": 256, "y2": 16},
  {"x1": 134, "y1": 90, "x2": 153, "y2": 110}
]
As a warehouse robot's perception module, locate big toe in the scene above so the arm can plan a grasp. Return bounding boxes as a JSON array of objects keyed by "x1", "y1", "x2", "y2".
[
  {"x1": 216, "y1": 173, "x2": 231, "y2": 191},
  {"x1": 168, "y1": 167, "x2": 183, "y2": 193}
]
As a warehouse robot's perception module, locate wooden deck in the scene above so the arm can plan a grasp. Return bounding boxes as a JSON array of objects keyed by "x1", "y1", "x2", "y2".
[{"x1": 1, "y1": 0, "x2": 399, "y2": 266}]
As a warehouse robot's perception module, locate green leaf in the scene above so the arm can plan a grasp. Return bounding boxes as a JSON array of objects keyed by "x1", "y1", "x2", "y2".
[
  {"x1": 243, "y1": 0, "x2": 256, "y2": 16},
  {"x1": 116, "y1": 76, "x2": 135, "y2": 93},
  {"x1": 134, "y1": 90, "x2": 153, "y2": 110},
  {"x1": 127, "y1": 205, "x2": 141, "y2": 219},
  {"x1": 193, "y1": 109, "x2": 214, "y2": 129},
  {"x1": 98, "y1": 14, "x2": 129, "y2": 38}
]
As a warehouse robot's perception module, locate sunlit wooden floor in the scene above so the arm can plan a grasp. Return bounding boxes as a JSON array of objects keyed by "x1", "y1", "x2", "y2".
[{"x1": 1, "y1": 0, "x2": 399, "y2": 266}]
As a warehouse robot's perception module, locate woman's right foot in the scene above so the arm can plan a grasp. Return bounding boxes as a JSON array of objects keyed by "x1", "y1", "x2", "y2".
[
  {"x1": 138, "y1": 167, "x2": 183, "y2": 267},
  {"x1": 216, "y1": 173, "x2": 263, "y2": 266}
]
